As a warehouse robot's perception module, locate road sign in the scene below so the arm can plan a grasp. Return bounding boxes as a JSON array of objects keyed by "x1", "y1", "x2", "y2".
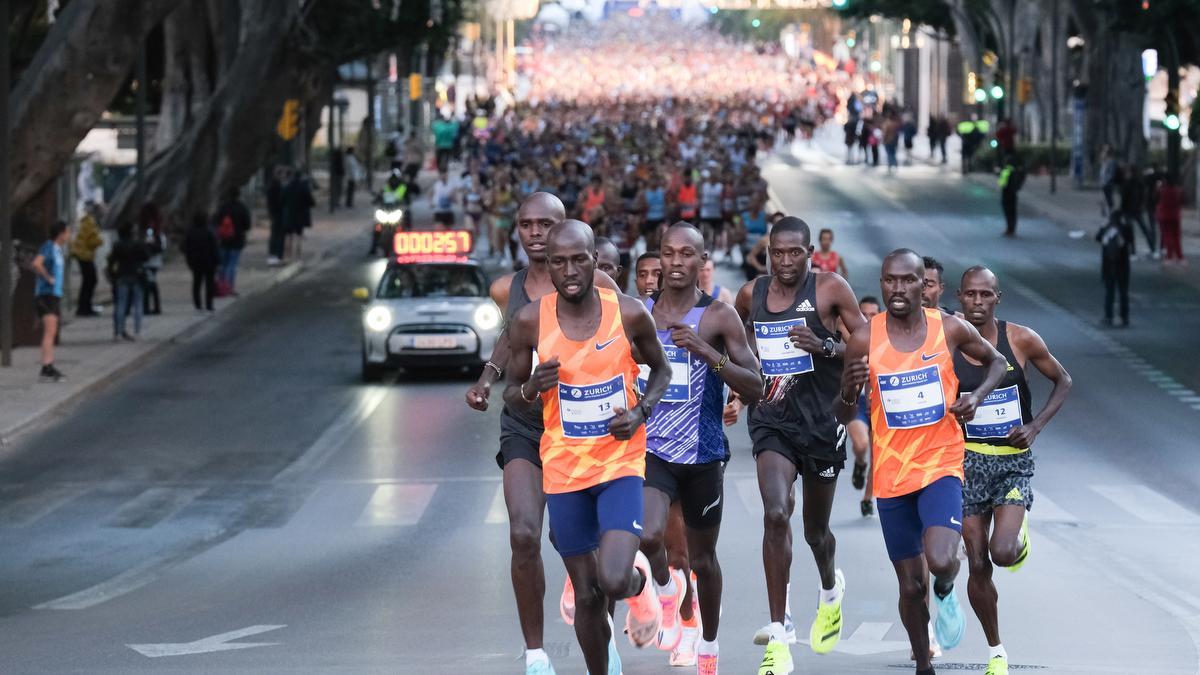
[
  {"x1": 276, "y1": 99, "x2": 300, "y2": 141},
  {"x1": 128, "y1": 624, "x2": 285, "y2": 658}
]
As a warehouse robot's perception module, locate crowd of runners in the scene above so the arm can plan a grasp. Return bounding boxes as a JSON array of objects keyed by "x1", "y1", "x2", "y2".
[{"x1": 455, "y1": 15, "x2": 1072, "y2": 675}]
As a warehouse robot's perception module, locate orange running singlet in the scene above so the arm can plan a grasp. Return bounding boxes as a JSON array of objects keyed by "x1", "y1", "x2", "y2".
[
  {"x1": 867, "y1": 309, "x2": 964, "y2": 499},
  {"x1": 538, "y1": 288, "x2": 646, "y2": 494}
]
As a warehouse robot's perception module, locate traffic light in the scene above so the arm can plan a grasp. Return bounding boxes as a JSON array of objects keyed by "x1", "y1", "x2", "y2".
[
  {"x1": 990, "y1": 85, "x2": 1004, "y2": 100},
  {"x1": 973, "y1": 88, "x2": 987, "y2": 103},
  {"x1": 832, "y1": 0, "x2": 849, "y2": 8},
  {"x1": 276, "y1": 98, "x2": 300, "y2": 141},
  {"x1": 1164, "y1": 90, "x2": 1180, "y2": 131},
  {"x1": 1018, "y1": 77, "x2": 1033, "y2": 104},
  {"x1": 1164, "y1": 114, "x2": 1181, "y2": 131}
]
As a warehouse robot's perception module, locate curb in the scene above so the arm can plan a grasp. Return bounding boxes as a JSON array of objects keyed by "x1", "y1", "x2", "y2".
[{"x1": 0, "y1": 251, "x2": 332, "y2": 450}]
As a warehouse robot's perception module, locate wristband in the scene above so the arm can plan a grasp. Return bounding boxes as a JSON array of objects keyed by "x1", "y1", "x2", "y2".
[
  {"x1": 484, "y1": 361, "x2": 503, "y2": 379},
  {"x1": 521, "y1": 382, "x2": 539, "y2": 403},
  {"x1": 713, "y1": 353, "x2": 729, "y2": 372}
]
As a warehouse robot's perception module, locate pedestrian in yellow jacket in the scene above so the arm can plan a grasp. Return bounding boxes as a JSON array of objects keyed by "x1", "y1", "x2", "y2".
[{"x1": 71, "y1": 204, "x2": 104, "y2": 316}]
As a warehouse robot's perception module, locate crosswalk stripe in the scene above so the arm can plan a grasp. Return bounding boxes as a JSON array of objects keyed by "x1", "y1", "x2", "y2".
[
  {"x1": 106, "y1": 487, "x2": 206, "y2": 528},
  {"x1": 848, "y1": 621, "x2": 892, "y2": 641},
  {"x1": 355, "y1": 484, "x2": 438, "y2": 527},
  {"x1": 1091, "y1": 484, "x2": 1200, "y2": 525},
  {"x1": 485, "y1": 484, "x2": 507, "y2": 524},
  {"x1": 1030, "y1": 489, "x2": 1078, "y2": 524},
  {"x1": 736, "y1": 478, "x2": 762, "y2": 516},
  {"x1": 0, "y1": 485, "x2": 88, "y2": 527}
]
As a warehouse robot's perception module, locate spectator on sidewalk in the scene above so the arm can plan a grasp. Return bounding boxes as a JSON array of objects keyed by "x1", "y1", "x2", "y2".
[
  {"x1": 1099, "y1": 145, "x2": 1119, "y2": 212},
  {"x1": 266, "y1": 165, "x2": 289, "y2": 266},
  {"x1": 1119, "y1": 163, "x2": 1156, "y2": 258},
  {"x1": 996, "y1": 118, "x2": 1017, "y2": 155},
  {"x1": 215, "y1": 189, "x2": 252, "y2": 296},
  {"x1": 432, "y1": 113, "x2": 459, "y2": 172},
  {"x1": 139, "y1": 202, "x2": 165, "y2": 316},
  {"x1": 999, "y1": 154, "x2": 1026, "y2": 236},
  {"x1": 345, "y1": 149, "x2": 364, "y2": 209},
  {"x1": 108, "y1": 223, "x2": 150, "y2": 342},
  {"x1": 71, "y1": 201, "x2": 104, "y2": 317},
  {"x1": 1156, "y1": 174, "x2": 1186, "y2": 264},
  {"x1": 31, "y1": 221, "x2": 70, "y2": 382},
  {"x1": 182, "y1": 212, "x2": 219, "y2": 312},
  {"x1": 1096, "y1": 212, "x2": 1133, "y2": 327},
  {"x1": 901, "y1": 113, "x2": 916, "y2": 165},
  {"x1": 882, "y1": 112, "x2": 901, "y2": 172},
  {"x1": 283, "y1": 169, "x2": 315, "y2": 262}
]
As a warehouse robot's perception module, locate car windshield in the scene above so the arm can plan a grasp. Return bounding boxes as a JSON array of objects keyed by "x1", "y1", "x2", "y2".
[{"x1": 377, "y1": 264, "x2": 488, "y2": 299}]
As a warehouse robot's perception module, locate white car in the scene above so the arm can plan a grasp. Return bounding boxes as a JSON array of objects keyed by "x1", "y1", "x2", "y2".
[{"x1": 356, "y1": 260, "x2": 502, "y2": 381}]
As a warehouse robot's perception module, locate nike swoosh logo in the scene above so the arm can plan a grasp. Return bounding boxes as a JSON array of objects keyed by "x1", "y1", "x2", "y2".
[
  {"x1": 950, "y1": 517, "x2": 962, "y2": 526},
  {"x1": 701, "y1": 495, "x2": 721, "y2": 517},
  {"x1": 595, "y1": 337, "x2": 618, "y2": 351},
  {"x1": 632, "y1": 520, "x2": 643, "y2": 531},
  {"x1": 921, "y1": 352, "x2": 942, "y2": 361}
]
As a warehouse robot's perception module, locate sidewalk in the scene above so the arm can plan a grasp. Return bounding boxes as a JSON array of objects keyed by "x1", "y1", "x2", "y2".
[{"x1": 0, "y1": 202, "x2": 369, "y2": 447}]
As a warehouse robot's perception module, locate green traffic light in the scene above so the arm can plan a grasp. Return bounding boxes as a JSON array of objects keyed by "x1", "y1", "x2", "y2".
[
  {"x1": 1164, "y1": 114, "x2": 1181, "y2": 131},
  {"x1": 752, "y1": 18, "x2": 761, "y2": 27},
  {"x1": 991, "y1": 85, "x2": 1004, "y2": 99},
  {"x1": 832, "y1": 0, "x2": 849, "y2": 8},
  {"x1": 846, "y1": 37, "x2": 856, "y2": 47},
  {"x1": 974, "y1": 88, "x2": 987, "y2": 102}
]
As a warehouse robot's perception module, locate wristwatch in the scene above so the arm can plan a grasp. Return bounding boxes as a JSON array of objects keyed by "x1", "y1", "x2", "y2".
[
  {"x1": 821, "y1": 336, "x2": 837, "y2": 358},
  {"x1": 636, "y1": 400, "x2": 653, "y2": 421}
]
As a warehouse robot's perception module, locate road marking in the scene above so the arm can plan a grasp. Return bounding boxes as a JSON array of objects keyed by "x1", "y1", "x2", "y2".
[
  {"x1": 106, "y1": 487, "x2": 206, "y2": 528},
  {"x1": 356, "y1": 483, "x2": 438, "y2": 526},
  {"x1": 273, "y1": 387, "x2": 390, "y2": 484},
  {"x1": 485, "y1": 483, "x2": 507, "y2": 524},
  {"x1": 799, "y1": 621, "x2": 909, "y2": 655},
  {"x1": 128, "y1": 625, "x2": 285, "y2": 658},
  {"x1": 735, "y1": 478, "x2": 762, "y2": 516},
  {"x1": 1091, "y1": 484, "x2": 1200, "y2": 525},
  {"x1": 0, "y1": 485, "x2": 87, "y2": 527},
  {"x1": 1029, "y1": 489, "x2": 1078, "y2": 524}
]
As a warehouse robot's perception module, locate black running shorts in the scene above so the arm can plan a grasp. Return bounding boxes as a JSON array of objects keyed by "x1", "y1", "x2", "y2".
[{"x1": 644, "y1": 453, "x2": 724, "y2": 530}]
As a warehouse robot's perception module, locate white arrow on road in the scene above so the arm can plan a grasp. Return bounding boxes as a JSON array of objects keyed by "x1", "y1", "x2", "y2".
[
  {"x1": 801, "y1": 621, "x2": 911, "y2": 656},
  {"x1": 127, "y1": 624, "x2": 286, "y2": 658}
]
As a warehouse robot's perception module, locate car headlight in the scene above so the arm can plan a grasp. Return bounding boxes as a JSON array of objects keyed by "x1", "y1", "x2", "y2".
[
  {"x1": 474, "y1": 303, "x2": 502, "y2": 331},
  {"x1": 374, "y1": 208, "x2": 388, "y2": 223},
  {"x1": 365, "y1": 305, "x2": 393, "y2": 332}
]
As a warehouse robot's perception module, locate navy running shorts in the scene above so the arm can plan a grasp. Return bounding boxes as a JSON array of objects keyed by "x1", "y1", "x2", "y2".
[
  {"x1": 877, "y1": 475, "x2": 963, "y2": 562},
  {"x1": 546, "y1": 476, "x2": 644, "y2": 558}
]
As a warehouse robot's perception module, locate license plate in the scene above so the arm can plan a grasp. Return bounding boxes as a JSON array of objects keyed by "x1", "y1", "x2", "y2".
[{"x1": 412, "y1": 336, "x2": 458, "y2": 349}]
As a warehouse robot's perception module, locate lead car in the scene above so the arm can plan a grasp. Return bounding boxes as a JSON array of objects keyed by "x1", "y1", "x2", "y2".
[{"x1": 355, "y1": 231, "x2": 502, "y2": 382}]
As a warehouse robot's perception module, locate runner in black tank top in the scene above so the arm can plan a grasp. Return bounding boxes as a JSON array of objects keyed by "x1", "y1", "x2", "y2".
[
  {"x1": 732, "y1": 217, "x2": 867, "y2": 669},
  {"x1": 953, "y1": 266, "x2": 1072, "y2": 675}
]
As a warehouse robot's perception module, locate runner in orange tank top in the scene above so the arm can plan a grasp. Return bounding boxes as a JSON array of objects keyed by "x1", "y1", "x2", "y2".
[
  {"x1": 835, "y1": 249, "x2": 1005, "y2": 675},
  {"x1": 505, "y1": 221, "x2": 673, "y2": 675}
]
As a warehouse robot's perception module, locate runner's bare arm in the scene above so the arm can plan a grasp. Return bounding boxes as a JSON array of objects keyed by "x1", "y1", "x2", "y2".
[
  {"x1": 707, "y1": 302, "x2": 763, "y2": 403},
  {"x1": 465, "y1": 274, "x2": 518, "y2": 409},
  {"x1": 945, "y1": 315, "x2": 1006, "y2": 421},
  {"x1": 502, "y1": 304, "x2": 556, "y2": 412},
  {"x1": 1007, "y1": 323, "x2": 1073, "y2": 448},
  {"x1": 833, "y1": 325, "x2": 871, "y2": 424},
  {"x1": 621, "y1": 296, "x2": 670, "y2": 412},
  {"x1": 817, "y1": 273, "x2": 867, "y2": 356}
]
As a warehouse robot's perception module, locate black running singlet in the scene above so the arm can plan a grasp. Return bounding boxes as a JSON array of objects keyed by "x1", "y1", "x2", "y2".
[
  {"x1": 953, "y1": 320, "x2": 1033, "y2": 446},
  {"x1": 500, "y1": 268, "x2": 543, "y2": 441}
]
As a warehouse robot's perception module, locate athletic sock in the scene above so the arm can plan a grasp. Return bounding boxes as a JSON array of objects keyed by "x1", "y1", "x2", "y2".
[
  {"x1": 989, "y1": 644, "x2": 1007, "y2": 660},
  {"x1": 655, "y1": 574, "x2": 678, "y2": 599},
  {"x1": 699, "y1": 638, "x2": 718, "y2": 656},
  {"x1": 819, "y1": 579, "x2": 843, "y2": 605},
  {"x1": 525, "y1": 648, "x2": 549, "y2": 667},
  {"x1": 767, "y1": 621, "x2": 786, "y2": 643}
]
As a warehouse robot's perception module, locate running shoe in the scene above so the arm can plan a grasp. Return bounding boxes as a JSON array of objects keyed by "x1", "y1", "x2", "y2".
[
  {"x1": 608, "y1": 615, "x2": 623, "y2": 675},
  {"x1": 560, "y1": 576, "x2": 576, "y2": 626},
  {"x1": 809, "y1": 569, "x2": 845, "y2": 654},
  {"x1": 670, "y1": 623, "x2": 699, "y2": 667},
  {"x1": 1009, "y1": 514, "x2": 1030, "y2": 573},
  {"x1": 986, "y1": 655, "x2": 1009, "y2": 675},
  {"x1": 909, "y1": 622, "x2": 943, "y2": 660},
  {"x1": 625, "y1": 551, "x2": 662, "y2": 648},
  {"x1": 697, "y1": 651, "x2": 718, "y2": 675},
  {"x1": 851, "y1": 461, "x2": 866, "y2": 490},
  {"x1": 756, "y1": 640, "x2": 794, "y2": 675},
  {"x1": 657, "y1": 568, "x2": 687, "y2": 651},
  {"x1": 526, "y1": 658, "x2": 556, "y2": 675},
  {"x1": 933, "y1": 587, "x2": 965, "y2": 650}
]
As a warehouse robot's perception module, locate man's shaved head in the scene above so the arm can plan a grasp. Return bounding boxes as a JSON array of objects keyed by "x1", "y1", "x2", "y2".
[
  {"x1": 663, "y1": 221, "x2": 705, "y2": 251},
  {"x1": 518, "y1": 192, "x2": 567, "y2": 221},
  {"x1": 961, "y1": 265, "x2": 999, "y2": 291},
  {"x1": 548, "y1": 220, "x2": 595, "y2": 255}
]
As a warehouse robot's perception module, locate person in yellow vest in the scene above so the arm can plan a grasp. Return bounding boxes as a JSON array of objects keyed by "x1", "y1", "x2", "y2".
[{"x1": 71, "y1": 202, "x2": 105, "y2": 317}]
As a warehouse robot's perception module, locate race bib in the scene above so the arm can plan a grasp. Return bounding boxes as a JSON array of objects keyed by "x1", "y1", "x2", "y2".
[
  {"x1": 877, "y1": 365, "x2": 946, "y2": 429},
  {"x1": 963, "y1": 385, "x2": 1021, "y2": 439},
  {"x1": 637, "y1": 344, "x2": 691, "y2": 402},
  {"x1": 559, "y1": 375, "x2": 628, "y2": 439},
  {"x1": 754, "y1": 318, "x2": 814, "y2": 377}
]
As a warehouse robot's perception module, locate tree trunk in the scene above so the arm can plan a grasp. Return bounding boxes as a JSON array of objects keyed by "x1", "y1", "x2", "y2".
[
  {"x1": 104, "y1": 0, "x2": 312, "y2": 233},
  {"x1": 187, "y1": 0, "x2": 213, "y2": 118},
  {"x1": 154, "y1": 4, "x2": 193, "y2": 156},
  {"x1": 8, "y1": 0, "x2": 177, "y2": 213}
]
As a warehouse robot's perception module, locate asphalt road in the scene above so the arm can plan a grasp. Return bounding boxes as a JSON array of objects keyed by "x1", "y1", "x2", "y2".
[{"x1": 0, "y1": 140, "x2": 1198, "y2": 674}]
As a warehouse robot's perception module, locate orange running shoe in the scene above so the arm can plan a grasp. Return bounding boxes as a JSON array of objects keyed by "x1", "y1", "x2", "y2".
[
  {"x1": 624, "y1": 551, "x2": 662, "y2": 648},
  {"x1": 560, "y1": 576, "x2": 575, "y2": 626},
  {"x1": 657, "y1": 568, "x2": 687, "y2": 651}
]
